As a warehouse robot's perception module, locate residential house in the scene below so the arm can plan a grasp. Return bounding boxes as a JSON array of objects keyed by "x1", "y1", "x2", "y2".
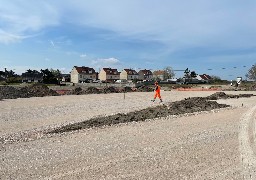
[
  {"x1": 71, "y1": 66, "x2": 97, "y2": 83},
  {"x1": 21, "y1": 72, "x2": 43, "y2": 83},
  {"x1": 61, "y1": 74, "x2": 71, "y2": 82},
  {"x1": 153, "y1": 70, "x2": 165, "y2": 81},
  {"x1": 138, "y1": 69, "x2": 153, "y2": 80},
  {"x1": 120, "y1": 69, "x2": 139, "y2": 80},
  {"x1": 98, "y1": 68, "x2": 120, "y2": 82},
  {"x1": 198, "y1": 74, "x2": 212, "y2": 83}
]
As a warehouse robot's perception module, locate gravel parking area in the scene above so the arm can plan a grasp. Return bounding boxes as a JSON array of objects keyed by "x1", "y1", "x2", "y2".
[{"x1": 1, "y1": 90, "x2": 256, "y2": 179}]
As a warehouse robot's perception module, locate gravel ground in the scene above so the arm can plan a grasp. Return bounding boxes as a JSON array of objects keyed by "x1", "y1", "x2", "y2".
[{"x1": 1, "y1": 90, "x2": 256, "y2": 179}]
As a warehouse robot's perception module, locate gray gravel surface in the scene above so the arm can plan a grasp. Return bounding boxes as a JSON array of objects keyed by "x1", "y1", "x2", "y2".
[{"x1": 1, "y1": 90, "x2": 256, "y2": 179}]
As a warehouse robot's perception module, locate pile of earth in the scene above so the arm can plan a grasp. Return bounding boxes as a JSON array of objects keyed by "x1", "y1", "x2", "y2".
[
  {"x1": 49, "y1": 92, "x2": 255, "y2": 134},
  {"x1": 67, "y1": 86, "x2": 135, "y2": 95},
  {"x1": 49, "y1": 96, "x2": 230, "y2": 134},
  {"x1": 136, "y1": 85, "x2": 154, "y2": 92},
  {"x1": 0, "y1": 84, "x2": 59, "y2": 100},
  {"x1": 206, "y1": 92, "x2": 255, "y2": 100}
]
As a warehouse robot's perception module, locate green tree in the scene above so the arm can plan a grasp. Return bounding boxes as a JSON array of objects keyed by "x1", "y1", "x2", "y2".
[
  {"x1": 246, "y1": 64, "x2": 256, "y2": 81},
  {"x1": 163, "y1": 66, "x2": 175, "y2": 80},
  {"x1": 41, "y1": 68, "x2": 57, "y2": 84},
  {"x1": 50, "y1": 68, "x2": 62, "y2": 80}
]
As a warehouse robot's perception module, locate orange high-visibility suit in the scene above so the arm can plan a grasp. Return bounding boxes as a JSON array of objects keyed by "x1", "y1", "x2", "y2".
[{"x1": 154, "y1": 84, "x2": 161, "y2": 99}]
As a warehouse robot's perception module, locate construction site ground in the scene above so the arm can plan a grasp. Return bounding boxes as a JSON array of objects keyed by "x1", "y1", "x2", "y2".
[{"x1": 1, "y1": 90, "x2": 256, "y2": 179}]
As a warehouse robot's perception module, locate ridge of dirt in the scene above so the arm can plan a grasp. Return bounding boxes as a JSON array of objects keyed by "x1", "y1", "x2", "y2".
[
  {"x1": 48, "y1": 92, "x2": 255, "y2": 134},
  {"x1": 0, "y1": 84, "x2": 59, "y2": 99},
  {"x1": 49, "y1": 97, "x2": 230, "y2": 134}
]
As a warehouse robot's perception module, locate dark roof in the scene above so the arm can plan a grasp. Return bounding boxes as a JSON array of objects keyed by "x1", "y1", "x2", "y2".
[
  {"x1": 123, "y1": 69, "x2": 138, "y2": 75},
  {"x1": 102, "y1": 68, "x2": 120, "y2": 75},
  {"x1": 138, "y1": 69, "x2": 153, "y2": 75},
  {"x1": 199, "y1": 74, "x2": 212, "y2": 80},
  {"x1": 21, "y1": 72, "x2": 43, "y2": 79},
  {"x1": 74, "y1": 66, "x2": 96, "y2": 74}
]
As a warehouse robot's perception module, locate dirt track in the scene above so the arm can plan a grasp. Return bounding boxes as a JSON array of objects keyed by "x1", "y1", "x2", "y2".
[{"x1": 1, "y1": 90, "x2": 256, "y2": 179}]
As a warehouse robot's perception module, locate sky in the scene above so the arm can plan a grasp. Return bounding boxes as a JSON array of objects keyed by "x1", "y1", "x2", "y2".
[{"x1": 0, "y1": 0, "x2": 255, "y2": 80}]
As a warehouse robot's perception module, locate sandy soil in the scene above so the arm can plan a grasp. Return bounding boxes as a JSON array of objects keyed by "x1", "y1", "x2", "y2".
[{"x1": 1, "y1": 90, "x2": 256, "y2": 179}]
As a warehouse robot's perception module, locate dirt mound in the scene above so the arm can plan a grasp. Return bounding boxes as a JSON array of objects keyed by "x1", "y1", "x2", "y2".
[
  {"x1": 0, "y1": 86, "x2": 19, "y2": 99},
  {"x1": 0, "y1": 84, "x2": 59, "y2": 99},
  {"x1": 136, "y1": 85, "x2": 154, "y2": 92},
  {"x1": 49, "y1": 97, "x2": 230, "y2": 134},
  {"x1": 206, "y1": 92, "x2": 254, "y2": 100},
  {"x1": 103, "y1": 86, "x2": 118, "y2": 93},
  {"x1": 85, "y1": 87, "x2": 101, "y2": 94}
]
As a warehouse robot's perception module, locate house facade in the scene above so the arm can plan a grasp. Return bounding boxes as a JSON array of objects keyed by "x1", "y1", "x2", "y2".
[
  {"x1": 21, "y1": 72, "x2": 43, "y2": 83},
  {"x1": 71, "y1": 66, "x2": 97, "y2": 83},
  {"x1": 120, "y1": 69, "x2": 139, "y2": 80},
  {"x1": 153, "y1": 70, "x2": 165, "y2": 81},
  {"x1": 98, "y1": 68, "x2": 120, "y2": 82},
  {"x1": 138, "y1": 69, "x2": 153, "y2": 80}
]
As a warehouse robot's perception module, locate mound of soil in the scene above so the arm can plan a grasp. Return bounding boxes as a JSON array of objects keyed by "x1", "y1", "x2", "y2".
[
  {"x1": 85, "y1": 87, "x2": 101, "y2": 94},
  {"x1": 49, "y1": 97, "x2": 230, "y2": 134},
  {"x1": 206, "y1": 92, "x2": 254, "y2": 100},
  {"x1": 136, "y1": 85, "x2": 154, "y2": 92},
  {"x1": 0, "y1": 84, "x2": 59, "y2": 99},
  {"x1": 103, "y1": 86, "x2": 118, "y2": 93}
]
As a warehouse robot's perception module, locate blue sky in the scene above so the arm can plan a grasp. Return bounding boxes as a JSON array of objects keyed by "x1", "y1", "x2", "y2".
[{"x1": 0, "y1": 0, "x2": 255, "y2": 80}]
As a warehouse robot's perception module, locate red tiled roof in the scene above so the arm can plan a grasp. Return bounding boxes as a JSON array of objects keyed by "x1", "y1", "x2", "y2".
[{"x1": 153, "y1": 70, "x2": 165, "y2": 75}]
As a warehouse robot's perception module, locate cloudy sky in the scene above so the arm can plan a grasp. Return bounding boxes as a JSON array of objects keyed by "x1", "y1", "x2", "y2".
[{"x1": 0, "y1": 0, "x2": 255, "y2": 79}]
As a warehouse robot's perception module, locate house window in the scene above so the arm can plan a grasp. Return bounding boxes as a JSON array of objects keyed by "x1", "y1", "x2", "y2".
[{"x1": 80, "y1": 75, "x2": 82, "y2": 78}]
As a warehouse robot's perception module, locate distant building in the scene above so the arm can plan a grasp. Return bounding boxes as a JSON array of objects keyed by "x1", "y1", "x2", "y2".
[
  {"x1": 138, "y1": 69, "x2": 153, "y2": 80},
  {"x1": 21, "y1": 72, "x2": 43, "y2": 83},
  {"x1": 70, "y1": 66, "x2": 97, "y2": 83},
  {"x1": 98, "y1": 68, "x2": 120, "y2": 82},
  {"x1": 120, "y1": 69, "x2": 139, "y2": 80},
  {"x1": 61, "y1": 74, "x2": 71, "y2": 82},
  {"x1": 197, "y1": 74, "x2": 212, "y2": 83},
  {"x1": 153, "y1": 70, "x2": 165, "y2": 81}
]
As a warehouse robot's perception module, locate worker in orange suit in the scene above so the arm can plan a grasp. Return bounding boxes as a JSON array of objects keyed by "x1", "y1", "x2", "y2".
[{"x1": 152, "y1": 81, "x2": 163, "y2": 102}]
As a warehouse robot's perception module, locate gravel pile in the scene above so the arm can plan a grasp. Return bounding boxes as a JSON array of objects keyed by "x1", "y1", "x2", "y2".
[{"x1": 0, "y1": 84, "x2": 59, "y2": 99}]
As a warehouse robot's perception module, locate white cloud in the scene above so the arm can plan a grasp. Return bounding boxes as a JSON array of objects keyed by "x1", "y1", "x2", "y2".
[
  {"x1": 0, "y1": 1, "x2": 60, "y2": 44},
  {"x1": 80, "y1": 54, "x2": 87, "y2": 58},
  {"x1": 91, "y1": 57, "x2": 122, "y2": 68},
  {"x1": 0, "y1": 29, "x2": 25, "y2": 44}
]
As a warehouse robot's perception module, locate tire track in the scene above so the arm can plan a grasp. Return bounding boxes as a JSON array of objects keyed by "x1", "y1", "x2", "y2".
[{"x1": 239, "y1": 105, "x2": 256, "y2": 179}]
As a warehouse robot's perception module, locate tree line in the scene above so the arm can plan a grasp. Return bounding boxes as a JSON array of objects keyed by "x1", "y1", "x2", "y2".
[{"x1": 0, "y1": 68, "x2": 62, "y2": 84}]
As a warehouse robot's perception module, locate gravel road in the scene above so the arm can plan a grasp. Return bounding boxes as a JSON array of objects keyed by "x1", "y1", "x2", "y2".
[{"x1": 1, "y1": 90, "x2": 256, "y2": 179}]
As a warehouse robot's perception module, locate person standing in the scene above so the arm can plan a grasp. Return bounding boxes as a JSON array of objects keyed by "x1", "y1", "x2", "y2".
[{"x1": 152, "y1": 81, "x2": 163, "y2": 102}]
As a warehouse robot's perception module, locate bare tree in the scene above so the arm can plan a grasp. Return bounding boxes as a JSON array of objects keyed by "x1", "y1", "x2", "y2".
[
  {"x1": 246, "y1": 64, "x2": 256, "y2": 81},
  {"x1": 163, "y1": 66, "x2": 175, "y2": 80}
]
